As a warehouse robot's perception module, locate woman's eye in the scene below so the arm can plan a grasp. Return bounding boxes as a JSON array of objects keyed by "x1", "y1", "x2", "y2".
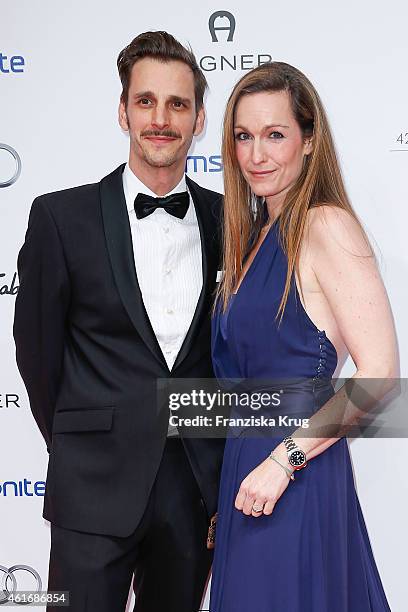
[
  {"x1": 234, "y1": 132, "x2": 250, "y2": 141},
  {"x1": 270, "y1": 131, "x2": 284, "y2": 139}
]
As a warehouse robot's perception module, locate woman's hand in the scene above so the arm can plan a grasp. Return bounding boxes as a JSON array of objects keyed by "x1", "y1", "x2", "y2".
[{"x1": 235, "y1": 447, "x2": 292, "y2": 517}]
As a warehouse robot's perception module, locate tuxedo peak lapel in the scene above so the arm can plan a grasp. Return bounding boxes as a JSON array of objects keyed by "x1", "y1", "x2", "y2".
[{"x1": 100, "y1": 164, "x2": 169, "y2": 371}]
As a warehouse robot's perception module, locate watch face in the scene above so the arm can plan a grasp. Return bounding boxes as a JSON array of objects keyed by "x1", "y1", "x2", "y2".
[{"x1": 289, "y1": 450, "x2": 306, "y2": 467}]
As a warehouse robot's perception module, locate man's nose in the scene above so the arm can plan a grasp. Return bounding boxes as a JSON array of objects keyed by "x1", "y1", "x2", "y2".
[{"x1": 151, "y1": 104, "x2": 170, "y2": 129}]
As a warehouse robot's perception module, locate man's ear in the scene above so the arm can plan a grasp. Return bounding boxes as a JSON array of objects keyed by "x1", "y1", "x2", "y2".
[
  {"x1": 118, "y1": 99, "x2": 129, "y2": 131},
  {"x1": 193, "y1": 106, "x2": 205, "y2": 137}
]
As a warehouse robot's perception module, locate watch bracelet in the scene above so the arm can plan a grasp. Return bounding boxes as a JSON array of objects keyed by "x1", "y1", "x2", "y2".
[{"x1": 283, "y1": 436, "x2": 297, "y2": 452}]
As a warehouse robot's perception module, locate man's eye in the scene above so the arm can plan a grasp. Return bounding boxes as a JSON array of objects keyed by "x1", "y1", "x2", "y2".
[
  {"x1": 139, "y1": 98, "x2": 151, "y2": 105},
  {"x1": 173, "y1": 101, "x2": 185, "y2": 108},
  {"x1": 234, "y1": 132, "x2": 250, "y2": 141}
]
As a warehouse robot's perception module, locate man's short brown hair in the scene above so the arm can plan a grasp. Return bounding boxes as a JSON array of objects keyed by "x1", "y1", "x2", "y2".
[{"x1": 117, "y1": 31, "x2": 207, "y2": 112}]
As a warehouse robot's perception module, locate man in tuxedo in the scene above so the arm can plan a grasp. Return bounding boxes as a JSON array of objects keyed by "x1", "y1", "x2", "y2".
[{"x1": 13, "y1": 31, "x2": 224, "y2": 612}]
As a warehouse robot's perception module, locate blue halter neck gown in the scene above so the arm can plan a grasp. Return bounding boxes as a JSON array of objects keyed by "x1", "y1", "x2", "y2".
[{"x1": 210, "y1": 219, "x2": 391, "y2": 611}]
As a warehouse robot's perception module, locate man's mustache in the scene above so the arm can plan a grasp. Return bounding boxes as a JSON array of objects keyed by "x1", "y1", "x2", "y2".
[{"x1": 142, "y1": 129, "x2": 181, "y2": 139}]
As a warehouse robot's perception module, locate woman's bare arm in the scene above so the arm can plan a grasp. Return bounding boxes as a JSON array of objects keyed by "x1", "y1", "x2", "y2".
[{"x1": 276, "y1": 205, "x2": 399, "y2": 461}]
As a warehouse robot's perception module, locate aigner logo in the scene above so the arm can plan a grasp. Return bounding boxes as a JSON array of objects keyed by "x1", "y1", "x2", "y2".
[
  {"x1": 0, "y1": 144, "x2": 22, "y2": 188},
  {"x1": 0, "y1": 272, "x2": 19, "y2": 295},
  {"x1": 209, "y1": 11, "x2": 236, "y2": 42},
  {"x1": 201, "y1": 12, "x2": 272, "y2": 72},
  {"x1": 0, "y1": 394, "x2": 20, "y2": 409}
]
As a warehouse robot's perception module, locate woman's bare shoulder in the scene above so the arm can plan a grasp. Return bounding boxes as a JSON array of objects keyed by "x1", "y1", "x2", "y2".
[{"x1": 304, "y1": 204, "x2": 373, "y2": 258}]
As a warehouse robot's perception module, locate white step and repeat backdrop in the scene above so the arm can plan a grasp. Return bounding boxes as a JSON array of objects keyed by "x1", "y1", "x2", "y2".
[{"x1": 2, "y1": 1, "x2": 407, "y2": 609}]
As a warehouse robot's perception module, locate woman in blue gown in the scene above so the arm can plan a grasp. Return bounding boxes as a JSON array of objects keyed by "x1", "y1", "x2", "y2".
[{"x1": 210, "y1": 62, "x2": 397, "y2": 611}]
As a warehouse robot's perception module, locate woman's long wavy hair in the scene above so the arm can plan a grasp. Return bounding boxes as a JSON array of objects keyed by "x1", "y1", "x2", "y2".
[{"x1": 216, "y1": 62, "x2": 371, "y2": 320}]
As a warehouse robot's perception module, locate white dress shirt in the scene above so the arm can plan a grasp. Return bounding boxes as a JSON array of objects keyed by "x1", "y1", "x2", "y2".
[{"x1": 122, "y1": 163, "x2": 203, "y2": 435}]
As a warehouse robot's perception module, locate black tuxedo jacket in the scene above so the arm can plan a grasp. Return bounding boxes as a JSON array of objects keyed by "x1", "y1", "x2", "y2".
[{"x1": 13, "y1": 164, "x2": 225, "y2": 537}]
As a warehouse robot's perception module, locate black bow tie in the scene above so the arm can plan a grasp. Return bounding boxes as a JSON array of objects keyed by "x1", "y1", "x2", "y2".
[{"x1": 134, "y1": 192, "x2": 189, "y2": 220}]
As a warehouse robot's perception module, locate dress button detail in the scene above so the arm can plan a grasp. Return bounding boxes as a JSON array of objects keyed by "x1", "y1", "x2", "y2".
[{"x1": 315, "y1": 332, "x2": 327, "y2": 379}]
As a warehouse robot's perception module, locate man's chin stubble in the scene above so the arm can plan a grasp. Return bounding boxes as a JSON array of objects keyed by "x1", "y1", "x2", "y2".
[
  {"x1": 142, "y1": 153, "x2": 177, "y2": 168},
  {"x1": 135, "y1": 144, "x2": 180, "y2": 168}
]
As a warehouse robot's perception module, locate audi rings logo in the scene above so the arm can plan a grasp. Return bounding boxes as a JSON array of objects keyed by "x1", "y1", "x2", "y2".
[
  {"x1": 0, "y1": 143, "x2": 22, "y2": 188},
  {"x1": 0, "y1": 565, "x2": 42, "y2": 604},
  {"x1": 209, "y1": 11, "x2": 236, "y2": 42}
]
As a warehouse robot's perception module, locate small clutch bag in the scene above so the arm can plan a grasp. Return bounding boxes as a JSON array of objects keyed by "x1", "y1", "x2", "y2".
[{"x1": 206, "y1": 513, "x2": 218, "y2": 549}]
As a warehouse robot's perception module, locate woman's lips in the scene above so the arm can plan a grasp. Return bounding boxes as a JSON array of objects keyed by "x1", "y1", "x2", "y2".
[{"x1": 249, "y1": 170, "x2": 276, "y2": 178}]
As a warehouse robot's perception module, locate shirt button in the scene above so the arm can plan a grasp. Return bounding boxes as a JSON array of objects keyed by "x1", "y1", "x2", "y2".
[
  {"x1": 164, "y1": 227, "x2": 169, "y2": 234},
  {"x1": 165, "y1": 269, "x2": 171, "y2": 275},
  {"x1": 166, "y1": 308, "x2": 174, "y2": 315}
]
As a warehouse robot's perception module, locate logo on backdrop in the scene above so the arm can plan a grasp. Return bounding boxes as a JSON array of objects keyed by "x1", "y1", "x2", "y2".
[
  {"x1": 209, "y1": 11, "x2": 236, "y2": 42},
  {"x1": 0, "y1": 480, "x2": 46, "y2": 497},
  {"x1": 186, "y1": 155, "x2": 223, "y2": 173},
  {"x1": 0, "y1": 565, "x2": 42, "y2": 605},
  {"x1": 0, "y1": 53, "x2": 25, "y2": 74},
  {"x1": 0, "y1": 394, "x2": 20, "y2": 409},
  {"x1": 200, "y1": 12, "x2": 272, "y2": 72},
  {"x1": 0, "y1": 272, "x2": 19, "y2": 295},
  {"x1": 0, "y1": 144, "x2": 22, "y2": 187}
]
